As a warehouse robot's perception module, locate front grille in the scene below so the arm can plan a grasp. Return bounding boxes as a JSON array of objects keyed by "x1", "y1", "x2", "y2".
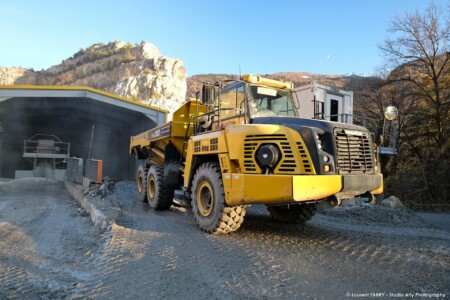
[
  {"x1": 278, "y1": 142, "x2": 296, "y2": 172},
  {"x1": 243, "y1": 134, "x2": 296, "y2": 174},
  {"x1": 334, "y1": 129, "x2": 374, "y2": 174},
  {"x1": 296, "y1": 141, "x2": 313, "y2": 173}
]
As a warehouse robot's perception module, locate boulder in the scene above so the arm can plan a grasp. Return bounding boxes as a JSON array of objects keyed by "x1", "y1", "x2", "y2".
[{"x1": 382, "y1": 196, "x2": 404, "y2": 209}]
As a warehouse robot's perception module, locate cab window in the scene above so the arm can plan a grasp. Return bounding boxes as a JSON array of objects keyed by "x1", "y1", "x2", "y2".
[
  {"x1": 249, "y1": 85, "x2": 296, "y2": 117},
  {"x1": 219, "y1": 84, "x2": 245, "y2": 120}
]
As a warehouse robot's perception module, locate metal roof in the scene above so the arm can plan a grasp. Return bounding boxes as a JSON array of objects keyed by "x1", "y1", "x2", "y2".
[{"x1": 0, "y1": 85, "x2": 167, "y2": 124}]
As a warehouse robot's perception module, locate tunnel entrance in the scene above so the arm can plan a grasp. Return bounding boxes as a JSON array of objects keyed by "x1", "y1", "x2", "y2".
[{"x1": 0, "y1": 86, "x2": 166, "y2": 180}]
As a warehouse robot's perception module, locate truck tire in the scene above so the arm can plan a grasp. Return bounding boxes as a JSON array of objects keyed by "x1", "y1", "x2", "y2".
[
  {"x1": 136, "y1": 164, "x2": 148, "y2": 202},
  {"x1": 267, "y1": 203, "x2": 317, "y2": 224},
  {"x1": 146, "y1": 164, "x2": 174, "y2": 210},
  {"x1": 191, "y1": 162, "x2": 246, "y2": 234}
]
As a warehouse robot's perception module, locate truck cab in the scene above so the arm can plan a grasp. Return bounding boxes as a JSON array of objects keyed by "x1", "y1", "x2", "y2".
[{"x1": 200, "y1": 74, "x2": 298, "y2": 129}]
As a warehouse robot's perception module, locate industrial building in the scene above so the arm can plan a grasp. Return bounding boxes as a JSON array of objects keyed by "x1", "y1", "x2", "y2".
[{"x1": 0, "y1": 86, "x2": 166, "y2": 180}]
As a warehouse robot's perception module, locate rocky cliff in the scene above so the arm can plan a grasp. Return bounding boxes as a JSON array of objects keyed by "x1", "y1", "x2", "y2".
[
  {"x1": 0, "y1": 41, "x2": 187, "y2": 115},
  {"x1": 0, "y1": 67, "x2": 28, "y2": 85}
]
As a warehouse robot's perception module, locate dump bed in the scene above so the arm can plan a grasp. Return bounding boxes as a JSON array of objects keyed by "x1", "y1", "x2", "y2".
[
  {"x1": 130, "y1": 122, "x2": 172, "y2": 152},
  {"x1": 130, "y1": 100, "x2": 206, "y2": 159}
]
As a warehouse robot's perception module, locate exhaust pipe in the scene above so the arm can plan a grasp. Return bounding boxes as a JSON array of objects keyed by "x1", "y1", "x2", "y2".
[
  {"x1": 327, "y1": 195, "x2": 341, "y2": 207},
  {"x1": 360, "y1": 192, "x2": 375, "y2": 205}
]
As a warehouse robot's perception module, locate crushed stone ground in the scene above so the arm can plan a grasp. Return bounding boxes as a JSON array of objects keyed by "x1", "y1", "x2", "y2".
[
  {"x1": 0, "y1": 179, "x2": 102, "y2": 299},
  {"x1": 319, "y1": 205, "x2": 434, "y2": 228},
  {"x1": 1, "y1": 179, "x2": 449, "y2": 299}
]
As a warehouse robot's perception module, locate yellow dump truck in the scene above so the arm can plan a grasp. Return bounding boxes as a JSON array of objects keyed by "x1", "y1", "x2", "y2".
[{"x1": 130, "y1": 74, "x2": 383, "y2": 234}]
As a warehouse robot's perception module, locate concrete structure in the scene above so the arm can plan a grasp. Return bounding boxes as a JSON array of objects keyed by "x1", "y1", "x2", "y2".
[
  {"x1": 0, "y1": 85, "x2": 166, "y2": 179},
  {"x1": 293, "y1": 83, "x2": 353, "y2": 124}
]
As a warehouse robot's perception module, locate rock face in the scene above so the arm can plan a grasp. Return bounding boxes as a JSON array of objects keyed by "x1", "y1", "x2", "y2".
[
  {"x1": 0, "y1": 67, "x2": 28, "y2": 85},
  {"x1": 0, "y1": 41, "x2": 187, "y2": 117}
]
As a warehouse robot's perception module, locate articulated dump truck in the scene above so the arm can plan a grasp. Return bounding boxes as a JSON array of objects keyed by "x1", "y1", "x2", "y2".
[{"x1": 130, "y1": 74, "x2": 383, "y2": 234}]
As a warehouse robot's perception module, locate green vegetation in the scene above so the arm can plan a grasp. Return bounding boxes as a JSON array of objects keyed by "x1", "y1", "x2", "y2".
[{"x1": 119, "y1": 48, "x2": 135, "y2": 64}]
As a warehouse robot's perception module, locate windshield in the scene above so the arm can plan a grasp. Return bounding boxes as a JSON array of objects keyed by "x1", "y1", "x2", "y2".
[{"x1": 248, "y1": 84, "x2": 297, "y2": 118}]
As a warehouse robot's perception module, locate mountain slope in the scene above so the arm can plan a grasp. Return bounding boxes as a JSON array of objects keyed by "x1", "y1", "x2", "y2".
[{"x1": 0, "y1": 41, "x2": 187, "y2": 113}]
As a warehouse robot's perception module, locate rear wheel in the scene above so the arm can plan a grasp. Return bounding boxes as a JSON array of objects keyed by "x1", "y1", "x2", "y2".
[
  {"x1": 136, "y1": 164, "x2": 148, "y2": 202},
  {"x1": 191, "y1": 162, "x2": 246, "y2": 234},
  {"x1": 267, "y1": 203, "x2": 317, "y2": 224},
  {"x1": 146, "y1": 165, "x2": 174, "y2": 210}
]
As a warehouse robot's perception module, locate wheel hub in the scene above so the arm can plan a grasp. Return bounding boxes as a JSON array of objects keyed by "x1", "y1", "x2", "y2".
[
  {"x1": 148, "y1": 175, "x2": 156, "y2": 199},
  {"x1": 197, "y1": 181, "x2": 214, "y2": 217},
  {"x1": 137, "y1": 174, "x2": 144, "y2": 193}
]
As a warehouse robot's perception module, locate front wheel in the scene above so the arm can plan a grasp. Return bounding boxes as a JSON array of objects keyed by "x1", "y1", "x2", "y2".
[
  {"x1": 191, "y1": 162, "x2": 246, "y2": 234},
  {"x1": 267, "y1": 203, "x2": 317, "y2": 224}
]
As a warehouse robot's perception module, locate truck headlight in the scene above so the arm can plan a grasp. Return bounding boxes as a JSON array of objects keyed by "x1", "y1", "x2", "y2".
[
  {"x1": 315, "y1": 132, "x2": 323, "y2": 150},
  {"x1": 256, "y1": 144, "x2": 280, "y2": 169}
]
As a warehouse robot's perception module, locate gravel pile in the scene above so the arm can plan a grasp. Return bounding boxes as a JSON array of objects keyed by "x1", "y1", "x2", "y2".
[
  {"x1": 112, "y1": 181, "x2": 136, "y2": 194},
  {"x1": 319, "y1": 205, "x2": 434, "y2": 228}
]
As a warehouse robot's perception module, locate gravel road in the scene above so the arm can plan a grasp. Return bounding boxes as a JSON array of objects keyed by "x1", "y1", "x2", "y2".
[
  {"x1": 0, "y1": 179, "x2": 102, "y2": 299},
  {"x1": 1, "y1": 179, "x2": 449, "y2": 299}
]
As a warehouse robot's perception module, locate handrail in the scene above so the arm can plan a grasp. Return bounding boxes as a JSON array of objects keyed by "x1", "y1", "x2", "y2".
[
  {"x1": 26, "y1": 134, "x2": 63, "y2": 142},
  {"x1": 23, "y1": 139, "x2": 70, "y2": 156}
]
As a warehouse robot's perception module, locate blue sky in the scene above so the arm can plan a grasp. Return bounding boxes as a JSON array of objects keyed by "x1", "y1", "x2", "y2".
[{"x1": 0, "y1": 0, "x2": 447, "y2": 76}]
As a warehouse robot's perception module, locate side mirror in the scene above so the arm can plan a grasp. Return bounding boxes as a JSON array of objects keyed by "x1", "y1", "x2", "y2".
[
  {"x1": 384, "y1": 106, "x2": 398, "y2": 121},
  {"x1": 198, "y1": 114, "x2": 212, "y2": 129},
  {"x1": 201, "y1": 84, "x2": 215, "y2": 105}
]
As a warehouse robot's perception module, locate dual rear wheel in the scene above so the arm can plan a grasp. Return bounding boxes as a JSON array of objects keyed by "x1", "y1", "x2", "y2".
[
  {"x1": 136, "y1": 164, "x2": 148, "y2": 202},
  {"x1": 136, "y1": 164, "x2": 173, "y2": 210}
]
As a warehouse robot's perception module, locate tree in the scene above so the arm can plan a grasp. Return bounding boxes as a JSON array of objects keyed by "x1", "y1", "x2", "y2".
[
  {"x1": 354, "y1": 73, "x2": 415, "y2": 179},
  {"x1": 379, "y1": 2, "x2": 450, "y2": 204}
]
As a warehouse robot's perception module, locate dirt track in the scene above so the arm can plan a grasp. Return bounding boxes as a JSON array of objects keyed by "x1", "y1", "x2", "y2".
[
  {"x1": 0, "y1": 179, "x2": 101, "y2": 299},
  {"x1": 1, "y1": 179, "x2": 449, "y2": 299}
]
